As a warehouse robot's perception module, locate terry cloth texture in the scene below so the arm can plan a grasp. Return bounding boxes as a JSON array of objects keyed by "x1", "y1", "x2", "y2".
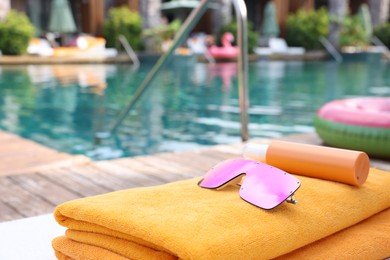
[
  {"x1": 53, "y1": 207, "x2": 390, "y2": 260},
  {"x1": 53, "y1": 168, "x2": 390, "y2": 260},
  {"x1": 278, "y1": 207, "x2": 390, "y2": 259}
]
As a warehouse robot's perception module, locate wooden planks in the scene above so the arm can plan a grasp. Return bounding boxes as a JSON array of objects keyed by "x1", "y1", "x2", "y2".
[
  {"x1": 0, "y1": 130, "x2": 90, "y2": 176},
  {"x1": 0, "y1": 143, "x2": 241, "y2": 222},
  {"x1": 0, "y1": 176, "x2": 54, "y2": 218},
  {"x1": 0, "y1": 132, "x2": 389, "y2": 223},
  {"x1": 0, "y1": 200, "x2": 23, "y2": 222}
]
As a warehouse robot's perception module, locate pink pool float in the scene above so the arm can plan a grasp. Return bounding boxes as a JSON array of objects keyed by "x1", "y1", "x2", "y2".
[
  {"x1": 208, "y1": 32, "x2": 239, "y2": 59},
  {"x1": 314, "y1": 97, "x2": 390, "y2": 158}
]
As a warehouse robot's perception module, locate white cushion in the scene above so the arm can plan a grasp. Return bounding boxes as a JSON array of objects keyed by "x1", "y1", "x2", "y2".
[{"x1": 0, "y1": 214, "x2": 65, "y2": 260}]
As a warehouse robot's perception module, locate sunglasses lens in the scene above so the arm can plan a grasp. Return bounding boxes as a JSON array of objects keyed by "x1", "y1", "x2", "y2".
[
  {"x1": 199, "y1": 159, "x2": 250, "y2": 189},
  {"x1": 240, "y1": 165, "x2": 300, "y2": 210},
  {"x1": 199, "y1": 159, "x2": 301, "y2": 210}
]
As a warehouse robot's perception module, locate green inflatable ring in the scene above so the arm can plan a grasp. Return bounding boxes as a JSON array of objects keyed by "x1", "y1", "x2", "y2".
[
  {"x1": 314, "y1": 97, "x2": 390, "y2": 158},
  {"x1": 314, "y1": 116, "x2": 390, "y2": 158}
]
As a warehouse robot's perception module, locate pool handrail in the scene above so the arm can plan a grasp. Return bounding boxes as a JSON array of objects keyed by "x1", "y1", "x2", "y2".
[
  {"x1": 118, "y1": 34, "x2": 140, "y2": 68},
  {"x1": 319, "y1": 37, "x2": 343, "y2": 63},
  {"x1": 100, "y1": 0, "x2": 249, "y2": 142}
]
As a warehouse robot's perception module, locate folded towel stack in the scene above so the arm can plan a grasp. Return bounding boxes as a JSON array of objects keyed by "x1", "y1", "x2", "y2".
[{"x1": 53, "y1": 168, "x2": 390, "y2": 259}]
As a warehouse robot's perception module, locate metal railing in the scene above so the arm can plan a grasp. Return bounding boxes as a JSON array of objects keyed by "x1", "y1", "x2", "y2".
[
  {"x1": 319, "y1": 37, "x2": 343, "y2": 62},
  {"x1": 118, "y1": 34, "x2": 140, "y2": 68},
  {"x1": 371, "y1": 36, "x2": 387, "y2": 49},
  {"x1": 371, "y1": 36, "x2": 390, "y2": 59},
  {"x1": 96, "y1": 0, "x2": 249, "y2": 142}
]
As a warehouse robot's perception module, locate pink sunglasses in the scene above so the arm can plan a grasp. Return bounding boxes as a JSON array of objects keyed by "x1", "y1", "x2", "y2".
[{"x1": 198, "y1": 159, "x2": 301, "y2": 210}]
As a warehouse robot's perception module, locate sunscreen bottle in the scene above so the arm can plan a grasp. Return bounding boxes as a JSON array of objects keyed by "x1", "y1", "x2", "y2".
[{"x1": 243, "y1": 140, "x2": 370, "y2": 186}]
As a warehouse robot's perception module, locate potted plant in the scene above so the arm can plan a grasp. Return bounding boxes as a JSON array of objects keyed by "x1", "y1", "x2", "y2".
[
  {"x1": 0, "y1": 10, "x2": 35, "y2": 55},
  {"x1": 338, "y1": 4, "x2": 384, "y2": 61},
  {"x1": 142, "y1": 19, "x2": 182, "y2": 53}
]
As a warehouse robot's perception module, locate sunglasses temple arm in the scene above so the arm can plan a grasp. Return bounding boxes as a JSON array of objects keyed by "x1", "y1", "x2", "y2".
[{"x1": 286, "y1": 194, "x2": 298, "y2": 204}]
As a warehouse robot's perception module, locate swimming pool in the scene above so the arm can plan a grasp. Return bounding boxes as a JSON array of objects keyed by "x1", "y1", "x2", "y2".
[{"x1": 0, "y1": 59, "x2": 389, "y2": 160}]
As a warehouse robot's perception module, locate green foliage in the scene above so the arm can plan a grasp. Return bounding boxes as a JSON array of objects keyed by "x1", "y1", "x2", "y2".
[
  {"x1": 103, "y1": 7, "x2": 143, "y2": 51},
  {"x1": 218, "y1": 19, "x2": 259, "y2": 54},
  {"x1": 338, "y1": 15, "x2": 369, "y2": 47},
  {"x1": 0, "y1": 10, "x2": 35, "y2": 55},
  {"x1": 142, "y1": 19, "x2": 182, "y2": 52},
  {"x1": 286, "y1": 8, "x2": 329, "y2": 50},
  {"x1": 374, "y1": 22, "x2": 390, "y2": 48},
  {"x1": 143, "y1": 19, "x2": 182, "y2": 41}
]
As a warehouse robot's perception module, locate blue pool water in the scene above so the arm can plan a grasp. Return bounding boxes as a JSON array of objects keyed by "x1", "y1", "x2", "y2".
[{"x1": 0, "y1": 59, "x2": 389, "y2": 160}]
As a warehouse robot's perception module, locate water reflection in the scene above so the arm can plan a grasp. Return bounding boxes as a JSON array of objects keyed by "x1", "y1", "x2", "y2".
[
  {"x1": 26, "y1": 64, "x2": 116, "y2": 94},
  {"x1": 207, "y1": 62, "x2": 237, "y2": 90},
  {"x1": 0, "y1": 60, "x2": 389, "y2": 160}
]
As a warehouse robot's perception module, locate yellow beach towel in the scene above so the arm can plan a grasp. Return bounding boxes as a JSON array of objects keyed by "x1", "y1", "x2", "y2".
[
  {"x1": 279, "y1": 207, "x2": 390, "y2": 260},
  {"x1": 53, "y1": 207, "x2": 390, "y2": 260},
  {"x1": 53, "y1": 168, "x2": 390, "y2": 259}
]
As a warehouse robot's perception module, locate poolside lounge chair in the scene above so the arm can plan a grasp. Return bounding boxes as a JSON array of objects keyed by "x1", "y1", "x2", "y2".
[
  {"x1": 27, "y1": 36, "x2": 118, "y2": 58},
  {"x1": 187, "y1": 33, "x2": 215, "y2": 63},
  {"x1": 2, "y1": 166, "x2": 389, "y2": 259},
  {"x1": 27, "y1": 38, "x2": 54, "y2": 56},
  {"x1": 255, "y1": 38, "x2": 305, "y2": 56}
]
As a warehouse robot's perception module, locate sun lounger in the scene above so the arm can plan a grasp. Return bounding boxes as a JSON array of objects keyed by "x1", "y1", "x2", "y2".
[
  {"x1": 0, "y1": 214, "x2": 65, "y2": 260},
  {"x1": 1, "y1": 168, "x2": 389, "y2": 259},
  {"x1": 255, "y1": 38, "x2": 305, "y2": 56}
]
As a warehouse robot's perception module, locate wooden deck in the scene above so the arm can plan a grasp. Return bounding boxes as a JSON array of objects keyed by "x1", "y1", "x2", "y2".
[
  {"x1": 0, "y1": 132, "x2": 389, "y2": 222},
  {"x1": 0, "y1": 130, "x2": 90, "y2": 177}
]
